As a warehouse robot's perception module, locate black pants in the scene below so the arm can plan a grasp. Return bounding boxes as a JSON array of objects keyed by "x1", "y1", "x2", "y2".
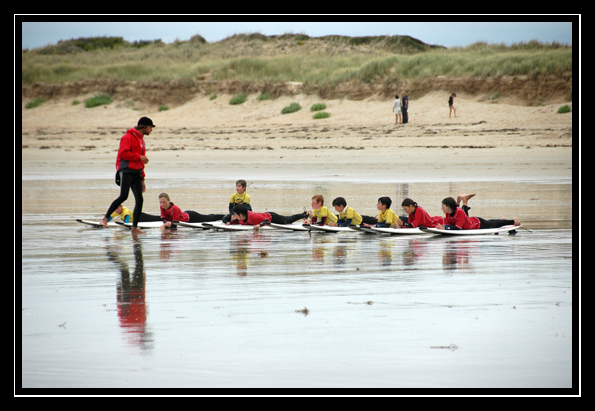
[
  {"x1": 477, "y1": 218, "x2": 515, "y2": 229},
  {"x1": 139, "y1": 213, "x2": 163, "y2": 222},
  {"x1": 105, "y1": 171, "x2": 144, "y2": 228},
  {"x1": 462, "y1": 205, "x2": 514, "y2": 228},
  {"x1": 402, "y1": 108, "x2": 408, "y2": 123},
  {"x1": 269, "y1": 212, "x2": 306, "y2": 225},
  {"x1": 186, "y1": 211, "x2": 225, "y2": 223}
]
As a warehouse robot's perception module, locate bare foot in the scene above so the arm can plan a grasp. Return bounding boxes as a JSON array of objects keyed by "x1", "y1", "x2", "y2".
[
  {"x1": 458, "y1": 193, "x2": 476, "y2": 206},
  {"x1": 461, "y1": 193, "x2": 476, "y2": 202},
  {"x1": 131, "y1": 227, "x2": 146, "y2": 236},
  {"x1": 513, "y1": 218, "x2": 521, "y2": 226},
  {"x1": 100, "y1": 217, "x2": 110, "y2": 228}
]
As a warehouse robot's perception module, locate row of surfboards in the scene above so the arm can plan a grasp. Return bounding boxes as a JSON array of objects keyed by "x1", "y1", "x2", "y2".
[{"x1": 76, "y1": 219, "x2": 521, "y2": 236}]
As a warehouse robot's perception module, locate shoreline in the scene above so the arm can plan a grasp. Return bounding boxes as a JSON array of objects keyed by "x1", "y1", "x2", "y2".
[{"x1": 21, "y1": 144, "x2": 573, "y2": 183}]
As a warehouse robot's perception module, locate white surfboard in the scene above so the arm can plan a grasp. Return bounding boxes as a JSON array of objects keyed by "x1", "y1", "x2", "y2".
[
  {"x1": 420, "y1": 224, "x2": 521, "y2": 236},
  {"x1": 174, "y1": 221, "x2": 215, "y2": 229},
  {"x1": 368, "y1": 226, "x2": 428, "y2": 235},
  {"x1": 76, "y1": 219, "x2": 119, "y2": 228},
  {"x1": 202, "y1": 222, "x2": 276, "y2": 231},
  {"x1": 303, "y1": 224, "x2": 355, "y2": 233},
  {"x1": 266, "y1": 222, "x2": 311, "y2": 232},
  {"x1": 118, "y1": 221, "x2": 168, "y2": 229},
  {"x1": 347, "y1": 225, "x2": 381, "y2": 234}
]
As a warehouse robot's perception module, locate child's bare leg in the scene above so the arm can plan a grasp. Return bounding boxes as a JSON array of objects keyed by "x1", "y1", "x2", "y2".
[{"x1": 458, "y1": 193, "x2": 476, "y2": 207}]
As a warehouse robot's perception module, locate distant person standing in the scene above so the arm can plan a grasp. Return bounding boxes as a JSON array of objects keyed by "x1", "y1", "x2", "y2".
[
  {"x1": 449, "y1": 93, "x2": 457, "y2": 118},
  {"x1": 101, "y1": 117, "x2": 155, "y2": 235},
  {"x1": 401, "y1": 92, "x2": 409, "y2": 124},
  {"x1": 392, "y1": 94, "x2": 402, "y2": 125}
]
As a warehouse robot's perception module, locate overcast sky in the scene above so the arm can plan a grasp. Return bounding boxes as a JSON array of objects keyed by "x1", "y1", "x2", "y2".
[{"x1": 19, "y1": 19, "x2": 575, "y2": 50}]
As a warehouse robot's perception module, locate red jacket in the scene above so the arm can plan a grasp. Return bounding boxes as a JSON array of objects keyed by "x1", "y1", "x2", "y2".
[
  {"x1": 444, "y1": 207, "x2": 481, "y2": 230},
  {"x1": 406, "y1": 206, "x2": 444, "y2": 228},
  {"x1": 234, "y1": 210, "x2": 272, "y2": 226},
  {"x1": 161, "y1": 203, "x2": 189, "y2": 223},
  {"x1": 116, "y1": 128, "x2": 146, "y2": 179}
]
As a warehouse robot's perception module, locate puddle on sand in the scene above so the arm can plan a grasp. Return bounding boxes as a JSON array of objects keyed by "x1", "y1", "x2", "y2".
[{"x1": 20, "y1": 179, "x2": 574, "y2": 389}]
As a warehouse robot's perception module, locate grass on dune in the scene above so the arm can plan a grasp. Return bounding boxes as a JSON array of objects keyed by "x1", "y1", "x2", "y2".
[{"x1": 21, "y1": 35, "x2": 572, "y2": 88}]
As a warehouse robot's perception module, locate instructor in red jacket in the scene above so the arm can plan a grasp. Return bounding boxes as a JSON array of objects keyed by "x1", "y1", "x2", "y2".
[{"x1": 101, "y1": 117, "x2": 154, "y2": 235}]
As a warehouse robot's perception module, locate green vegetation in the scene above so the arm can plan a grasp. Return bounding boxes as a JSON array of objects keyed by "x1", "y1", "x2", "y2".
[
  {"x1": 313, "y1": 111, "x2": 330, "y2": 119},
  {"x1": 310, "y1": 103, "x2": 327, "y2": 111},
  {"x1": 229, "y1": 92, "x2": 247, "y2": 105},
  {"x1": 557, "y1": 104, "x2": 572, "y2": 114},
  {"x1": 257, "y1": 91, "x2": 273, "y2": 101},
  {"x1": 22, "y1": 35, "x2": 572, "y2": 87},
  {"x1": 84, "y1": 93, "x2": 112, "y2": 108},
  {"x1": 281, "y1": 102, "x2": 302, "y2": 114},
  {"x1": 25, "y1": 97, "x2": 45, "y2": 109}
]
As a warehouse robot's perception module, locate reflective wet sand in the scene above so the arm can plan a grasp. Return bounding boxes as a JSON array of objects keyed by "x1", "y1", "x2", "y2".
[{"x1": 20, "y1": 178, "x2": 573, "y2": 389}]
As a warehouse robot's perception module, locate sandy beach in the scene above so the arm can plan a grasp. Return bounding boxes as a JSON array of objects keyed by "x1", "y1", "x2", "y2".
[{"x1": 21, "y1": 91, "x2": 573, "y2": 183}]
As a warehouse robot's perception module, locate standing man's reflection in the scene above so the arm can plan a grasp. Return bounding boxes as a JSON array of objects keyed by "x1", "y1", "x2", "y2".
[{"x1": 107, "y1": 240, "x2": 152, "y2": 350}]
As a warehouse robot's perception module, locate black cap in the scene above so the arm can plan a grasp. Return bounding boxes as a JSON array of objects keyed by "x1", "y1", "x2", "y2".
[{"x1": 138, "y1": 117, "x2": 156, "y2": 127}]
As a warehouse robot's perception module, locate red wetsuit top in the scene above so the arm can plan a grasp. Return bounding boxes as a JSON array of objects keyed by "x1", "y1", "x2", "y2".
[
  {"x1": 406, "y1": 205, "x2": 444, "y2": 228},
  {"x1": 161, "y1": 203, "x2": 189, "y2": 223},
  {"x1": 234, "y1": 210, "x2": 272, "y2": 226},
  {"x1": 444, "y1": 207, "x2": 481, "y2": 230},
  {"x1": 116, "y1": 128, "x2": 146, "y2": 179}
]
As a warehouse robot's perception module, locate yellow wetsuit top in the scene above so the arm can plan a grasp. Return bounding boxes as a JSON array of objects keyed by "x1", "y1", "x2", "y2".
[
  {"x1": 230, "y1": 192, "x2": 251, "y2": 205},
  {"x1": 312, "y1": 206, "x2": 338, "y2": 225},
  {"x1": 110, "y1": 206, "x2": 134, "y2": 223},
  {"x1": 338, "y1": 206, "x2": 363, "y2": 226},
  {"x1": 378, "y1": 208, "x2": 398, "y2": 227},
  {"x1": 229, "y1": 192, "x2": 251, "y2": 214}
]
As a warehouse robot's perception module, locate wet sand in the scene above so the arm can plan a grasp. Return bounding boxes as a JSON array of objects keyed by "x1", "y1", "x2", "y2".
[
  {"x1": 20, "y1": 93, "x2": 575, "y2": 391},
  {"x1": 20, "y1": 178, "x2": 573, "y2": 390}
]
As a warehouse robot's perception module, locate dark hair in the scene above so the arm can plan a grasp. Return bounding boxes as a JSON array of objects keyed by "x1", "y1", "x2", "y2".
[
  {"x1": 401, "y1": 198, "x2": 418, "y2": 208},
  {"x1": 395, "y1": 95, "x2": 400, "y2": 99},
  {"x1": 236, "y1": 179, "x2": 247, "y2": 188},
  {"x1": 441, "y1": 197, "x2": 458, "y2": 213},
  {"x1": 378, "y1": 196, "x2": 392, "y2": 209},
  {"x1": 332, "y1": 197, "x2": 347, "y2": 207},
  {"x1": 137, "y1": 116, "x2": 156, "y2": 128},
  {"x1": 232, "y1": 204, "x2": 248, "y2": 218}
]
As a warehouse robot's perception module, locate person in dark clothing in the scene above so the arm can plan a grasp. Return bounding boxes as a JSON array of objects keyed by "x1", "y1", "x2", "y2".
[
  {"x1": 101, "y1": 117, "x2": 155, "y2": 235},
  {"x1": 401, "y1": 92, "x2": 409, "y2": 124}
]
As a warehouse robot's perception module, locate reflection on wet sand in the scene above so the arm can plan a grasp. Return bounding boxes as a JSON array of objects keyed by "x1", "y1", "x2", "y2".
[
  {"x1": 106, "y1": 239, "x2": 152, "y2": 351},
  {"x1": 229, "y1": 231, "x2": 272, "y2": 276},
  {"x1": 441, "y1": 239, "x2": 480, "y2": 272}
]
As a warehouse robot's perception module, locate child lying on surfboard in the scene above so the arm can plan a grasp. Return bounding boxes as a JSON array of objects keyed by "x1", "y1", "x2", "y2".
[
  {"x1": 436, "y1": 194, "x2": 521, "y2": 230},
  {"x1": 363, "y1": 197, "x2": 400, "y2": 228},
  {"x1": 397, "y1": 198, "x2": 443, "y2": 229},
  {"x1": 159, "y1": 192, "x2": 225, "y2": 228},
  {"x1": 229, "y1": 204, "x2": 308, "y2": 229},
  {"x1": 304, "y1": 195, "x2": 338, "y2": 226},
  {"x1": 108, "y1": 204, "x2": 163, "y2": 224},
  {"x1": 328, "y1": 197, "x2": 377, "y2": 227}
]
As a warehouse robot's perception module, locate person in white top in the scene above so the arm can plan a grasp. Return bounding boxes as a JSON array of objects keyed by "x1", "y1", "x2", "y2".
[{"x1": 392, "y1": 95, "x2": 402, "y2": 125}]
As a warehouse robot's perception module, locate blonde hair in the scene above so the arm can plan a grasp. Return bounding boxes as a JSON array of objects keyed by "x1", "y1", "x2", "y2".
[{"x1": 158, "y1": 192, "x2": 170, "y2": 201}]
